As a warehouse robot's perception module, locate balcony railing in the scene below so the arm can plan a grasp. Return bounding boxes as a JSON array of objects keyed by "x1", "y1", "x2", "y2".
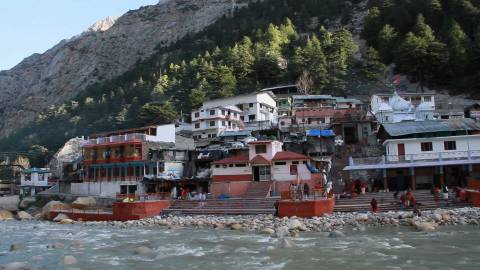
[
  {"x1": 349, "y1": 150, "x2": 480, "y2": 167},
  {"x1": 84, "y1": 133, "x2": 146, "y2": 146}
]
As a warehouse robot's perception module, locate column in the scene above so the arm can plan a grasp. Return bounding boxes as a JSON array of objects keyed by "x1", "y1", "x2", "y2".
[
  {"x1": 439, "y1": 166, "x2": 445, "y2": 188},
  {"x1": 93, "y1": 167, "x2": 97, "y2": 182},
  {"x1": 409, "y1": 167, "x2": 416, "y2": 191},
  {"x1": 383, "y1": 168, "x2": 388, "y2": 192}
]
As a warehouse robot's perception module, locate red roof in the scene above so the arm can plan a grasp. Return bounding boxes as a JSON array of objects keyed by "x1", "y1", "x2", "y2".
[
  {"x1": 272, "y1": 151, "x2": 309, "y2": 161},
  {"x1": 213, "y1": 154, "x2": 249, "y2": 165},
  {"x1": 248, "y1": 140, "x2": 273, "y2": 145},
  {"x1": 250, "y1": 155, "x2": 272, "y2": 165}
]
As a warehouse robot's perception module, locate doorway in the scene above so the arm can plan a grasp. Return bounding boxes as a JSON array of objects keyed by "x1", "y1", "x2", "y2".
[
  {"x1": 253, "y1": 166, "x2": 271, "y2": 181},
  {"x1": 398, "y1": 143, "x2": 405, "y2": 157}
]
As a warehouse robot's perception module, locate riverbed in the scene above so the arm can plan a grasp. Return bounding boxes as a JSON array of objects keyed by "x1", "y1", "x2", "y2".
[{"x1": 1, "y1": 220, "x2": 480, "y2": 270}]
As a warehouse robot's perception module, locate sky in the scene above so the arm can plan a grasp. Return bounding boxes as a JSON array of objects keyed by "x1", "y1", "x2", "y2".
[{"x1": 0, "y1": 0, "x2": 159, "y2": 71}]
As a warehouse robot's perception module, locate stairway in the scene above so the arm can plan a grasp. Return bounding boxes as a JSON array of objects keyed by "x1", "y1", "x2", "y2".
[
  {"x1": 243, "y1": 181, "x2": 272, "y2": 198},
  {"x1": 162, "y1": 198, "x2": 277, "y2": 215},
  {"x1": 333, "y1": 190, "x2": 471, "y2": 212}
]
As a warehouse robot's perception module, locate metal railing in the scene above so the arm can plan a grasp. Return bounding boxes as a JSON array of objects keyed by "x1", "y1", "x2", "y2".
[
  {"x1": 350, "y1": 150, "x2": 480, "y2": 166},
  {"x1": 84, "y1": 133, "x2": 147, "y2": 145}
]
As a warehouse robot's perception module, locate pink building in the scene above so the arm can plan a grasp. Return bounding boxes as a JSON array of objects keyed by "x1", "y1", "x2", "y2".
[{"x1": 211, "y1": 140, "x2": 323, "y2": 197}]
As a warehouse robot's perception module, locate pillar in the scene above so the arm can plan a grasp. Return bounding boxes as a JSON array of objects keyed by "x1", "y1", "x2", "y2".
[
  {"x1": 439, "y1": 166, "x2": 445, "y2": 188},
  {"x1": 383, "y1": 168, "x2": 389, "y2": 192},
  {"x1": 93, "y1": 167, "x2": 97, "y2": 182},
  {"x1": 409, "y1": 167, "x2": 416, "y2": 191}
]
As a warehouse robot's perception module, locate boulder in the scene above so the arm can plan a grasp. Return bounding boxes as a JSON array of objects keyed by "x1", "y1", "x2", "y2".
[
  {"x1": 16, "y1": 211, "x2": 33, "y2": 220},
  {"x1": 329, "y1": 230, "x2": 345, "y2": 238},
  {"x1": 287, "y1": 219, "x2": 303, "y2": 230},
  {"x1": 71, "y1": 197, "x2": 96, "y2": 209},
  {"x1": 0, "y1": 209, "x2": 14, "y2": 220},
  {"x1": 63, "y1": 255, "x2": 78, "y2": 265},
  {"x1": 133, "y1": 246, "x2": 153, "y2": 255},
  {"x1": 53, "y1": 213, "x2": 71, "y2": 222},
  {"x1": 60, "y1": 218, "x2": 75, "y2": 225},
  {"x1": 415, "y1": 222, "x2": 437, "y2": 231},
  {"x1": 42, "y1": 201, "x2": 70, "y2": 219},
  {"x1": 19, "y1": 197, "x2": 36, "y2": 209},
  {"x1": 0, "y1": 195, "x2": 20, "y2": 211},
  {"x1": 355, "y1": 214, "x2": 369, "y2": 222},
  {"x1": 275, "y1": 226, "x2": 290, "y2": 238},
  {"x1": 230, "y1": 223, "x2": 243, "y2": 230},
  {"x1": 279, "y1": 238, "x2": 295, "y2": 248},
  {"x1": 3, "y1": 262, "x2": 29, "y2": 270},
  {"x1": 260, "y1": 228, "x2": 275, "y2": 236}
]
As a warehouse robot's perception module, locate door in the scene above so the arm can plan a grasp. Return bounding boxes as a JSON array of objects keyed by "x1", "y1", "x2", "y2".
[
  {"x1": 253, "y1": 167, "x2": 260, "y2": 182},
  {"x1": 397, "y1": 143, "x2": 405, "y2": 158}
]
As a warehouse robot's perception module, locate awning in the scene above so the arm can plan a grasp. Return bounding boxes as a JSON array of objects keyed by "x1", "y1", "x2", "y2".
[{"x1": 306, "y1": 129, "x2": 335, "y2": 137}]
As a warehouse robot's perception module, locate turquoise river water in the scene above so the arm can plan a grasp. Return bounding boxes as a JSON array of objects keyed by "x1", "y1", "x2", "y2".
[{"x1": 1, "y1": 221, "x2": 479, "y2": 270}]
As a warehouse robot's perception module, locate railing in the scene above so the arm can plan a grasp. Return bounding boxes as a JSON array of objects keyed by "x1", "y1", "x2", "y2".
[
  {"x1": 83, "y1": 133, "x2": 147, "y2": 146},
  {"x1": 349, "y1": 150, "x2": 480, "y2": 166}
]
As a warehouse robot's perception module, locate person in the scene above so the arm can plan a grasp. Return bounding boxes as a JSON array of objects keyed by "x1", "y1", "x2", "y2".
[
  {"x1": 299, "y1": 183, "x2": 304, "y2": 201},
  {"x1": 304, "y1": 183, "x2": 310, "y2": 200},
  {"x1": 171, "y1": 186, "x2": 177, "y2": 199},
  {"x1": 274, "y1": 200, "x2": 280, "y2": 216},
  {"x1": 292, "y1": 184, "x2": 298, "y2": 201},
  {"x1": 400, "y1": 192, "x2": 406, "y2": 210},
  {"x1": 370, "y1": 198, "x2": 378, "y2": 212},
  {"x1": 326, "y1": 181, "x2": 333, "y2": 197},
  {"x1": 413, "y1": 204, "x2": 422, "y2": 217}
]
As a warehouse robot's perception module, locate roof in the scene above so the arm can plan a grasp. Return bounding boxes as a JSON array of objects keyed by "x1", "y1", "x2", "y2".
[
  {"x1": 381, "y1": 119, "x2": 480, "y2": 137},
  {"x1": 292, "y1": 95, "x2": 335, "y2": 100},
  {"x1": 334, "y1": 97, "x2": 363, "y2": 104},
  {"x1": 374, "y1": 92, "x2": 435, "y2": 97},
  {"x1": 219, "y1": 130, "x2": 252, "y2": 137},
  {"x1": 306, "y1": 129, "x2": 335, "y2": 137},
  {"x1": 91, "y1": 125, "x2": 161, "y2": 138},
  {"x1": 24, "y1": 168, "x2": 50, "y2": 173},
  {"x1": 295, "y1": 108, "x2": 363, "y2": 118},
  {"x1": 272, "y1": 151, "x2": 309, "y2": 161},
  {"x1": 213, "y1": 153, "x2": 249, "y2": 165},
  {"x1": 248, "y1": 140, "x2": 274, "y2": 145},
  {"x1": 250, "y1": 155, "x2": 272, "y2": 165}
]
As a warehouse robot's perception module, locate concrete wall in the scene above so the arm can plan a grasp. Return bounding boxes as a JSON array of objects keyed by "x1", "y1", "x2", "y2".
[
  {"x1": 272, "y1": 162, "x2": 311, "y2": 181},
  {"x1": 210, "y1": 181, "x2": 250, "y2": 198},
  {"x1": 21, "y1": 172, "x2": 51, "y2": 187},
  {"x1": 248, "y1": 141, "x2": 282, "y2": 160},
  {"x1": 71, "y1": 181, "x2": 142, "y2": 197}
]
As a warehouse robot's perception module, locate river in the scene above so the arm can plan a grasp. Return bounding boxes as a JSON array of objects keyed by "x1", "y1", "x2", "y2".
[{"x1": 1, "y1": 221, "x2": 479, "y2": 269}]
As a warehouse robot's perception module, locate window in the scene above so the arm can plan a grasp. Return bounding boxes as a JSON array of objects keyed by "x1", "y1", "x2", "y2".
[
  {"x1": 259, "y1": 166, "x2": 271, "y2": 181},
  {"x1": 210, "y1": 110, "x2": 215, "y2": 115},
  {"x1": 444, "y1": 141, "x2": 457, "y2": 150},
  {"x1": 194, "y1": 123, "x2": 200, "y2": 129},
  {"x1": 290, "y1": 165, "x2": 298, "y2": 175},
  {"x1": 255, "y1": 145, "x2": 267, "y2": 154},
  {"x1": 249, "y1": 103, "x2": 254, "y2": 108},
  {"x1": 235, "y1": 164, "x2": 246, "y2": 167},
  {"x1": 421, "y1": 142, "x2": 433, "y2": 152},
  {"x1": 249, "y1": 115, "x2": 255, "y2": 121},
  {"x1": 229, "y1": 164, "x2": 234, "y2": 167},
  {"x1": 424, "y1": 96, "x2": 432, "y2": 102},
  {"x1": 238, "y1": 104, "x2": 243, "y2": 110},
  {"x1": 194, "y1": 112, "x2": 200, "y2": 118},
  {"x1": 215, "y1": 165, "x2": 220, "y2": 168},
  {"x1": 280, "y1": 121, "x2": 285, "y2": 126},
  {"x1": 221, "y1": 110, "x2": 226, "y2": 115},
  {"x1": 209, "y1": 121, "x2": 215, "y2": 127},
  {"x1": 303, "y1": 161, "x2": 307, "y2": 164},
  {"x1": 274, "y1": 162, "x2": 287, "y2": 165},
  {"x1": 222, "y1": 121, "x2": 226, "y2": 127},
  {"x1": 240, "y1": 116, "x2": 244, "y2": 121},
  {"x1": 292, "y1": 161, "x2": 299, "y2": 165},
  {"x1": 234, "y1": 113, "x2": 237, "y2": 117}
]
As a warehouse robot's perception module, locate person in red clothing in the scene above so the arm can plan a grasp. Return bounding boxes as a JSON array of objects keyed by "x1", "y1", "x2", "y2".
[
  {"x1": 351, "y1": 181, "x2": 357, "y2": 198},
  {"x1": 371, "y1": 198, "x2": 379, "y2": 212}
]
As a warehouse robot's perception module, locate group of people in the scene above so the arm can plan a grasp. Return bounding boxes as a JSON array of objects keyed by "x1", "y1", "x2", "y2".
[
  {"x1": 171, "y1": 186, "x2": 207, "y2": 201},
  {"x1": 289, "y1": 183, "x2": 310, "y2": 201},
  {"x1": 370, "y1": 189, "x2": 422, "y2": 216}
]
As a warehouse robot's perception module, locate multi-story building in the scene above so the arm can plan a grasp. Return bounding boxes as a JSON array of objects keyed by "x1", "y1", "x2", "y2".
[
  {"x1": 191, "y1": 92, "x2": 278, "y2": 140},
  {"x1": 260, "y1": 85, "x2": 298, "y2": 117},
  {"x1": 20, "y1": 168, "x2": 53, "y2": 196},
  {"x1": 344, "y1": 119, "x2": 480, "y2": 191},
  {"x1": 210, "y1": 140, "x2": 323, "y2": 197},
  {"x1": 74, "y1": 124, "x2": 194, "y2": 198},
  {"x1": 370, "y1": 92, "x2": 436, "y2": 123}
]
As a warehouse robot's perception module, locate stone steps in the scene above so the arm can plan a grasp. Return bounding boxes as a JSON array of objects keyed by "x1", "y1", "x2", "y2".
[
  {"x1": 162, "y1": 198, "x2": 277, "y2": 215},
  {"x1": 243, "y1": 181, "x2": 272, "y2": 198}
]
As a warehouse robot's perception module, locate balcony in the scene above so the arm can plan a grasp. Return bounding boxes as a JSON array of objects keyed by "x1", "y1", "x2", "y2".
[
  {"x1": 345, "y1": 150, "x2": 480, "y2": 171},
  {"x1": 83, "y1": 133, "x2": 146, "y2": 146}
]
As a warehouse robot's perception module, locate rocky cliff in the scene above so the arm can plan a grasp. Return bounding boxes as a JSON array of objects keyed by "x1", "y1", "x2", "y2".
[{"x1": 0, "y1": 0, "x2": 253, "y2": 137}]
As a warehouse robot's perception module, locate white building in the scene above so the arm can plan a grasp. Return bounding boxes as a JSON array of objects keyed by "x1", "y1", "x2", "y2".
[
  {"x1": 191, "y1": 92, "x2": 278, "y2": 140},
  {"x1": 371, "y1": 92, "x2": 436, "y2": 123},
  {"x1": 20, "y1": 168, "x2": 52, "y2": 196}
]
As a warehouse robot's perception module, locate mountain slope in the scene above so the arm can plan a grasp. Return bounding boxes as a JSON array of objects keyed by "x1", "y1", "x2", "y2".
[{"x1": 0, "y1": 0, "x2": 253, "y2": 137}]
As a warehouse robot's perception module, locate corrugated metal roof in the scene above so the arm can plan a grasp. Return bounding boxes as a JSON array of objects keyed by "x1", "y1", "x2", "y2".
[
  {"x1": 334, "y1": 97, "x2": 363, "y2": 104},
  {"x1": 219, "y1": 130, "x2": 252, "y2": 137},
  {"x1": 292, "y1": 95, "x2": 335, "y2": 100},
  {"x1": 382, "y1": 119, "x2": 480, "y2": 137}
]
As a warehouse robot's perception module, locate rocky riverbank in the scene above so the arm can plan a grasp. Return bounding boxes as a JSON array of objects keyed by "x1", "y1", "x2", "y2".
[{"x1": 79, "y1": 207, "x2": 480, "y2": 237}]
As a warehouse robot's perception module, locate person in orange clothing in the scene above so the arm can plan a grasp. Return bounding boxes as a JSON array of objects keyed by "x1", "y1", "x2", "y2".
[{"x1": 351, "y1": 180, "x2": 357, "y2": 198}]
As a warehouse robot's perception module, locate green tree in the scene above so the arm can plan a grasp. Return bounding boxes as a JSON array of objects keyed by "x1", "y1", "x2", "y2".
[
  {"x1": 139, "y1": 102, "x2": 178, "y2": 126},
  {"x1": 361, "y1": 47, "x2": 386, "y2": 81},
  {"x1": 377, "y1": 24, "x2": 398, "y2": 63}
]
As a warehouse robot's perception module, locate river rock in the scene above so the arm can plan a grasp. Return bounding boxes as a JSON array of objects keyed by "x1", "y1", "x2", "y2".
[
  {"x1": 42, "y1": 201, "x2": 70, "y2": 219},
  {"x1": 71, "y1": 240, "x2": 85, "y2": 248},
  {"x1": 275, "y1": 226, "x2": 290, "y2": 238},
  {"x1": 0, "y1": 209, "x2": 14, "y2": 220},
  {"x1": 53, "y1": 213, "x2": 71, "y2": 222},
  {"x1": 231, "y1": 223, "x2": 243, "y2": 230},
  {"x1": 3, "y1": 262, "x2": 30, "y2": 270},
  {"x1": 0, "y1": 195, "x2": 20, "y2": 211},
  {"x1": 260, "y1": 228, "x2": 275, "y2": 236},
  {"x1": 10, "y1": 244, "x2": 23, "y2": 251},
  {"x1": 415, "y1": 222, "x2": 437, "y2": 231},
  {"x1": 19, "y1": 197, "x2": 36, "y2": 209},
  {"x1": 134, "y1": 246, "x2": 153, "y2": 255},
  {"x1": 63, "y1": 255, "x2": 78, "y2": 265},
  {"x1": 329, "y1": 230, "x2": 345, "y2": 238},
  {"x1": 60, "y1": 218, "x2": 75, "y2": 225},
  {"x1": 72, "y1": 197, "x2": 96, "y2": 209},
  {"x1": 16, "y1": 211, "x2": 33, "y2": 220},
  {"x1": 279, "y1": 238, "x2": 295, "y2": 248}
]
